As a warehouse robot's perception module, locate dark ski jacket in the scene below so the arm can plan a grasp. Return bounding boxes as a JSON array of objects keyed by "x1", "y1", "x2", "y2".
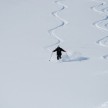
[{"x1": 53, "y1": 47, "x2": 66, "y2": 55}]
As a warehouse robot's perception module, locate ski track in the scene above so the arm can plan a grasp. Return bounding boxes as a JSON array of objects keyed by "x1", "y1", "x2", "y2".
[
  {"x1": 46, "y1": 0, "x2": 68, "y2": 52},
  {"x1": 46, "y1": 0, "x2": 89, "y2": 62},
  {"x1": 96, "y1": 36, "x2": 108, "y2": 47},
  {"x1": 91, "y1": 0, "x2": 108, "y2": 60}
]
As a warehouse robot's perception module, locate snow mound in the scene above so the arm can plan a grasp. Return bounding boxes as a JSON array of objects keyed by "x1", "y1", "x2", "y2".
[{"x1": 62, "y1": 52, "x2": 89, "y2": 62}]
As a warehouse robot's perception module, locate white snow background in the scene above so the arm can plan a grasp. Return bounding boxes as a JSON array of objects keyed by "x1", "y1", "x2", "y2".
[{"x1": 0, "y1": 0, "x2": 108, "y2": 108}]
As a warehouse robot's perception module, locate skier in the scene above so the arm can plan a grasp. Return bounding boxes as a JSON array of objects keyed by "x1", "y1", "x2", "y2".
[{"x1": 52, "y1": 46, "x2": 66, "y2": 60}]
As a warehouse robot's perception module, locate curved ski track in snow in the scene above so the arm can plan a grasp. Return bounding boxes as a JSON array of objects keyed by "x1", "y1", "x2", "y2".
[
  {"x1": 46, "y1": 0, "x2": 89, "y2": 62},
  {"x1": 96, "y1": 36, "x2": 108, "y2": 47},
  {"x1": 47, "y1": 0, "x2": 68, "y2": 52},
  {"x1": 91, "y1": 0, "x2": 108, "y2": 59}
]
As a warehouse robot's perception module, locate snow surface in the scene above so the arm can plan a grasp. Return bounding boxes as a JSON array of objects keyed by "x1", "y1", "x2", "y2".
[{"x1": 0, "y1": 0, "x2": 108, "y2": 108}]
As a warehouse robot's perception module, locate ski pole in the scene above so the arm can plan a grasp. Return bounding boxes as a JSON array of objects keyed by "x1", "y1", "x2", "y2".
[{"x1": 49, "y1": 52, "x2": 53, "y2": 61}]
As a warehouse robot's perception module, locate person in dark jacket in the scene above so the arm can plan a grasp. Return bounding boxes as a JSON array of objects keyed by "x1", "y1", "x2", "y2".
[{"x1": 53, "y1": 46, "x2": 66, "y2": 60}]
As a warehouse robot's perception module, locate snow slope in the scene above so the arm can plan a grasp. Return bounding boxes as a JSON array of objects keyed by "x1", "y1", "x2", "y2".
[{"x1": 0, "y1": 0, "x2": 108, "y2": 108}]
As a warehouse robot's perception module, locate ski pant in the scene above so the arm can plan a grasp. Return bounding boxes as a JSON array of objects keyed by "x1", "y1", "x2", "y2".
[{"x1": 57, "y1": 54, "x2": 61, "y2": 60}]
